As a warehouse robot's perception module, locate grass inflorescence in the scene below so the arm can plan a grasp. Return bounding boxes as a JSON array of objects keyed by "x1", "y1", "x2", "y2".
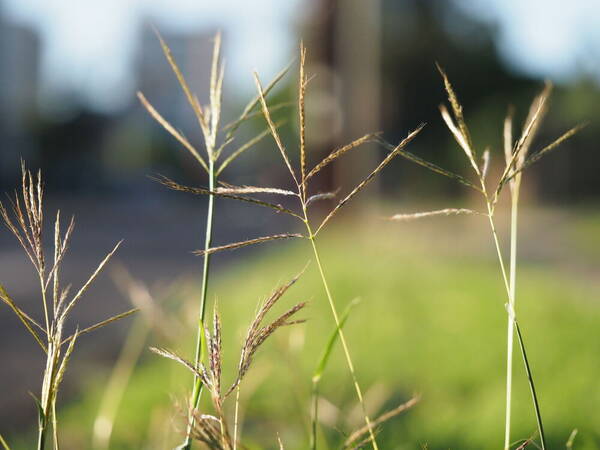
[
  {"x1": 151, "y1": 39, "x2": 424, "y2": 449},
  {"x1": 0, "y1": 163, "x2": 135, "y2": 449},
  {"x1": 0, "y1": 30, "x2": 588, "y2": 450},
  {"x1": 386, "y1": 66, "x2": 585, "y2": 449}
]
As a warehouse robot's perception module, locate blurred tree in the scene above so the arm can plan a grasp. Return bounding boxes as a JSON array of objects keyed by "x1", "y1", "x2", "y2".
[{"x1": 303, "y1": 0, "x2": 600, "y2": 202}]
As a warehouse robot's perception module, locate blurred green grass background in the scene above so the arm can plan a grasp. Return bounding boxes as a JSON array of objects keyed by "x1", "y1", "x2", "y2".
[{"x1": 13, "y1": 209, "x2": 599, "y2": 450}]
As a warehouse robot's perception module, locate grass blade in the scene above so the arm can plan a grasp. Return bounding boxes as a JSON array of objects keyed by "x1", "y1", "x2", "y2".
[
  {"x1": 215, "y1": 183, "x2": 297, "y2": 196},
  {"x1": 388, "y1": 208, "x2": 479, "y2": 222},
  {"x1": 153, "y1": 175, "x2": 303, "y2": 219},
  {"x1": 306, "y1": 190, "x2": 339, "y2": 206},
  {"x1": 375, "y1": 137, "x2": 480, "y2": 191},
  {"x1": 217, "y1": 121, "x2": 287, "y2": 176},
  {"x1": 515, "y1": 439, "x2": 532, "y2": 450},
  {"x1": 224, "y1": 61, "x2": 293, "y2": 139},
  {"x1": 154, "y1": 30, "x2": 209, "y2": 138},
  {"x1": 224, "y1": 102, "x2": 293, "y2": 131},
  {"x1": 193, "y1": 233, "x2": 304, "y2": 257},
  {"x1": 59, "y1": 241, "x2": 122, "y2": 320},
  {"x1": 306, "y1": 133, "x2": 379, "y2": 182},
  {"x1": 137, "y1": 92, "x2": 209, "y2": 172},
  {"x1": 0, "y1": 284, "x2": 47, "y2": 352},
  {"x1": 253, "y1": 72, "x2": 299, "y2": 187},
  {"x1": 439, "y1": 104, "x2": 473, "y2": 162},
  {"x1": 0, "y1": 432, "x2": 9, "y2": 450},
  {"x1": 510, "y1": 123, "x2": 587, "y2": 180},
  {"x1": 150, "y1": 347, "x2": 208, "y2": 383},
  {"x1": 496, "y1": 92, "x2": 549, "y2": 197},
  {"x1": 566, "y1": 429, "x2": 578, "y2": 449},
  {"x1": 317, "y1": 124, "x2": 425, "y2": 234},
  {"x1": 343, "y1": 395, "x2": 420, "y2": 448},
  {"x1": 313, "y1": 298, "x2": 360, "y2": 383},
  {"x1": 513, "y1": 316, "x2": 547, "y2": 450},
  {"x1": 209, "y1": 32, "x2": 223, "y2": 143},
  {"x1": 310, "y1": 298, "x2": 360, "y2": 450},
  {"x1": 60, "y1": 308, "x2": 138, "y2": 346},
  {"x1": 53, "y1": 328, "x2": 78, "y2": 396}
]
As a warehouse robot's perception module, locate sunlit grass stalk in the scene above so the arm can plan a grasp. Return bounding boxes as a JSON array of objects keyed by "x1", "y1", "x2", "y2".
[
  {"x1": 0, "y1": 433, "x2": 8, "y2": 450},
  {"x1": 151, "y1": 274, "x2": 307, "y2": 449},
  {"x1": 514, "y1": 316, "x2": 546, "y2": 448},
  {"x1": 250, "y1": 47, "x2": 389, "y2": 449},
  {"x1": 388, "y1": 70, "x2": 583, "y2": 448},
  {"x1": 305, "y1": 226, "x2": 378, "y2": 450},
  {"x1": 441, "y1": 73, "x2": 584, "y2": 450},
  {"x1": 463, "y1": 141, "x2": 541, "y2": 450},
  {"x1": 155, "y1": 40, "x2": 423, "y2": 447},
  {"x1": 310, "y1": 299, "x2": 359, "y2": 449},
  {"x1": 184, "y1": 161, "x2": 216, "y2": 449},
  {"x1": 504, "y1": 172, "x2": 519, "y2": 450},
  {"x1": 139, "y1": 31, "x2": 294, "y2": 449},
  {"x1": 232, "y1": 385, "x2": 241, "y2": 450},
  {"x1": 0, "y1": 164, "x2": 133, "y2": 450}
]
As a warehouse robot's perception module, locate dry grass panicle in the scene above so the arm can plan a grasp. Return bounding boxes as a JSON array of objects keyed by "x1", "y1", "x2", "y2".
[
  {"x1": 157, "y1": 38, "x2": 425, "y2": 449},
  {"x1": 386, "y1": 66, "x2": 585, "y2": 450},
  {"x1": 0, "y1": 163, "x2": 135, "y2": 450},
  {"x1": 151, "y1": 273, "x2": 307, "y2": 449}
]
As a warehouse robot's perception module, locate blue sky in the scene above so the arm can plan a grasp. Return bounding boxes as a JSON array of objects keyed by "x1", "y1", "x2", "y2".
[
  {"x1": 2, "y1": 0, "x2": 305, "y2": 111},
  {"x1": 3, "y1": 0, "x2": 599, "y2": 112}
]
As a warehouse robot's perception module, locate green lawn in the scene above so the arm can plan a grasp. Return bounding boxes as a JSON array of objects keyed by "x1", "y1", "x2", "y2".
[{"x1": 34, "y1": 212, "x2": 600, "y2": 449}]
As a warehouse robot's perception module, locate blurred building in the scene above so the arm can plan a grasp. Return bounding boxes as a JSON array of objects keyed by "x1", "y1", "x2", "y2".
[{"x1": 0, "y1": 15, "x2": 40, "y2": 187}]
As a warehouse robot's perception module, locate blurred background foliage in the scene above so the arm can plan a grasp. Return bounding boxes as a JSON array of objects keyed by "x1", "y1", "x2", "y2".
[{"x1": 0, "y1": 0, "x2": 599, "y2": 448}]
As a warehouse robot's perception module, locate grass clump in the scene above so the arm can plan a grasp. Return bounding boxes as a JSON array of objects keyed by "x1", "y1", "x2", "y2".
[
  {"x1": 386, "y1": 67, "x2": 585, "y2": 449},
  {"x1": 1, "y1": 31, "x2": 592, "y2": 450},
  {"x1": 138, "y1": 31, "x2": 292, "y2": 449},
  {"x1": 50, "y1": 221, "x2": 600, "y2": 449},
  {"x1": 153, "y1": 40, "x2": 423, "y2": 449},
  {"x1": 0, "y1": 163, "x2": 135, "y2": 449}
]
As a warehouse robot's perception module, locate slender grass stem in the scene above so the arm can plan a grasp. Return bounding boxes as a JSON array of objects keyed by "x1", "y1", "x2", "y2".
[
  {"x1": 52, "y1": 400, "x2": 58, "y2": 450},
  {"x1": 233, "y1": 385, "x2": 241, "y2": 450},
  {"x1": 38, "y1": 346, "x2": 58, "y2": 450},
  {"x1": 40, "y1": 281, "x2": 50, "y2": 344},
  {"x1": 504, "y1": 190, "x2": 519, "y2": 450},
  {"x1": 304, "y1": 220, "x2": 378, "y2": 450},
  {"x1": 37, "y1": 421, "x2": 46, "y2": 450},
  {"x1": 514, "y1": 318, "x2": 546, "y2": 449},
  {"x1": 182, "y1": 161, "x2": 216, "y2": 450},
  {"x1": 485, "y1": 206, "x2": 510, "y2": 295},
  {"x1": 37, "y1": 287, "x2": 51, "y2": 450},
  {"x1": 0, "y1": 432, "x2": 9, "y2": 450},
  {"x1": 484, "y1": 196, "x2": 545, "y2": 450},
  {"x1": 37, "y1": 430, "x2": 45, "y2": 450}
]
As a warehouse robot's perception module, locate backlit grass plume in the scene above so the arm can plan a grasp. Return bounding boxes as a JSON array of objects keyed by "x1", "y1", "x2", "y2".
[
  {"x1": 154, "y1": 43, "x2": 424, "y2": 449},
  {"x1": 386, "y1": 67, "x2": 585, "y2": 450},
  {"x1": 0, "y1": 163, "x2": 135, "y2": 450},
  {"x1": 138, "y1": 31, "x2": 292, "y2": 449},
  {"x1": 150, "y1": 272, "x2": 307, "y2": 449}
]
